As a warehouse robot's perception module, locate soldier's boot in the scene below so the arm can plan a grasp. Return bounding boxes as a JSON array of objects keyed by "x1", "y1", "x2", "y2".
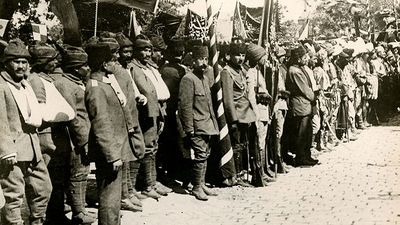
[
  {"x1": 120, "y1": 198, "x2": 143, "y2": 212},
  {"x1": 129, "y1": 193, "x2": 142, "y2": 207},
  {"x1": 129, "y1": 161, "x2": 147, "y2": 200},
  {"x1": 149, "y1": 153, "x2": 169, "y2": 196},
  {"x1": 191, "y1": 161, "x2": 208, "y2": 201},
  {"x1": 275, "y1": 138, "x2": 288, "y2": 174},
  {"x1": 201, "y1": 161, "x2": 217, "y2": 196}
]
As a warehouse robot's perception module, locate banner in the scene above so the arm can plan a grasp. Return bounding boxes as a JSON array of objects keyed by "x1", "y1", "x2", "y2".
[
  {"x1": 79, "y1": 0, "x2": 159, "y2": 13},
  {"x1": 150, "y1": 12, "x2": 182, "y2": 40},
  {"x1": 0, "y1": 19, "x2": 8, "y2": 38},
  {"x1": 31, "y1": 23, "x2": 47, "y2": 42},
  {"x1": 185, "y1": 9, "x2": 208, "y2": 41}
]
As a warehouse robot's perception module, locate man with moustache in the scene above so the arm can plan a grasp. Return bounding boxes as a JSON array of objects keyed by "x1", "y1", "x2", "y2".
[
  {"x1": 130, "y1": 35, "x2": 170, "y2": 199},
  {"x1": 221, "y1": 42, "x2": 263, "y2": 187},
  {"x1": 0, "y1": 39, "x2": 52, "y2": 225},
  {"x1": 286, "y1": 46, "x2": 319, "y2": 167},
  {"x1": 178, "y1": 45, "x2": 219, "y2": 201}
]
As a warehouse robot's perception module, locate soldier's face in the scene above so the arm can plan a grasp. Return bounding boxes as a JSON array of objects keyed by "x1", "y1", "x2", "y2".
[
  {"x1": 193, "y1": 57, "x2": 208, "y2": 71},
  {"x1": 43, "y1": 58, "x2": 58, "y2": 73},
  {"x1": 5, "y1": 58, "x2": 29, "y2": 81},
  {"x1": 137, "y1": 47, "x2": 152, "y2": 62},
  {"x1": 298, "y1": 54, "x2": 308, "y2": 66},
  {"x1": 231, "y1": 53, "x2": 245, "y2": 66},
  {"x1": 152, "y1": 50, "x2": 163, "y2": 64},
  {"x1": 119, "y1": 46, "x2": 133, "y2": 61}
]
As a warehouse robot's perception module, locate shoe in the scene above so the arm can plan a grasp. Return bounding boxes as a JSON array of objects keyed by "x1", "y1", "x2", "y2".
[
  {"x1": 295, "y1": 158, "x2": 318, "y2": 167},
  {"x1": 262, "y1": 175, "x2": 276, "y2": 182},
  {"x1": 133, "y1": 191, "x2": 148, "y2": 200},
  {"x1": 221, "y1": 178, "x2": 234, "y2": 187},
  {"x1": 142, "y1": 189, "x2": 161, "y2": 201},
  {"x1": 202, "y1": 184, "x2": 218, "y2": 196},
  {"x1": 155, "y1": 181, "x2": 172, "y2": 193},
  {"x1": 121, "y1": 198, "x2": 143, "y2": 212},
  {"x1": 154, "y1": 182, "x2": 170, "y2": 196},
  {"x1": 364, "y1": 121, "x2": 372, "y2": 127},
  {"x1": 234, "y1": 179, "x2": 254, "y2": 187},
  {"x1": 129, "y1": 194, "x2": 142, "y2": 207},
  {"x1": 192, "y1": 185, "x2": 208, "y2": 201},
  {"x1": 44, "y1": 216, "x2": 71, "y2": 225},
  {"x1": 71, "y1": 211, "x2": 97, "y2": 225}
]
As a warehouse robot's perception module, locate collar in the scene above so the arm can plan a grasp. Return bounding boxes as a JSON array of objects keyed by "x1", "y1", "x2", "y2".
[
  {"x1": 63, "y1": 73, "x2": 84, "y2": 86},
  {"x1": 0, "y1": 71, "x2": 24, "y2": 89},
  {"x1": 131, "y1": 58, "x2": 148, "y2": 69}
]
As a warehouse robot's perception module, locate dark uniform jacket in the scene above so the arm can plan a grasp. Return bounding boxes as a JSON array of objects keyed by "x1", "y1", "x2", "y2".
[
  {"x1": 286, "y1": 65, "x2": 315, "y2": 117},
  {"x1": 221, "y1": 63, "x2": 256, "y2": 124},
  {"x1": 0, "y1": 71, "x2": 42, "y2": 162},
  {"x1": 85, "y1": 72, "x2": 134, "y2": 164},
  {"x1": 160, "y1": 61, "x2": 187, "y2": 116},
  {"x1": 178, "y1": 70, "x2": 219, "y2": 136},
  {"x1": 129, "y1": 59, "x2": 160, "y2": 118}
]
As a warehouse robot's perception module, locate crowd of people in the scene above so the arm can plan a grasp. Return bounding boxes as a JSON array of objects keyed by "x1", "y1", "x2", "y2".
[{"x1": 0, "y1": 31, "x2": 398, "y2": 225}]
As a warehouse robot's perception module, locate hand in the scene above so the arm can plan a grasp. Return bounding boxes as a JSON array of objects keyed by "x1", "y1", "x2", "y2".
[
  {"x1": 157, "y1": 121, "x2": 165, "y2": 136},
  {"x1": 136, "y1": 94, "x2": 147, "y2": 106},
  {"x1": 183, "y1": 132, "x2": 193, "y2": 150},
  {"x1": 2, "y1": 155, "x2": 17, "y2": 167},
  {"x1": 112, "y1": 159, "x2": 123, "y2": 172}
]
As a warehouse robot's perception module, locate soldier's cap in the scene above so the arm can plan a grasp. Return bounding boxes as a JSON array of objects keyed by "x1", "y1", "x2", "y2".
[
  {"x1": 99, "y1": 37, "x2": 119, "y2": 52},
  {"x1": 2, "y1": 38, "x2": 30, "y2": 62},
  {"x1": 192, "y1": 45, "x2": 208, "y2": 59},
  {"x1": 150, "y1": 35, "x2": 167, "y2": 51},
  {"x1": 115, "y1": 33, "x2": 133, "y2": 48},
  {"x1": 343, "y1": 48, "x2": 354, "y2": 58},
  {"x1": 291, "y1": 46, "x2": 307, "y2": 60},
  {"x1": 134, "y1": 34, "x2": 153, "y2": 49},
  {"x1": 246, "y1": 43, "x2": 266, "y2": 65},
  {"x1": 167, "y1": 37, "x2": 185, "y2": 53},
  {"x1": 62, "y1": 44, "x2": 88, "y2": 69},
  {"x1": 86, "y1": 43, "x2": 112, "y2": 69},
  {"x1": 29, "y1": 42, "x2": 58, "y2": 66}
]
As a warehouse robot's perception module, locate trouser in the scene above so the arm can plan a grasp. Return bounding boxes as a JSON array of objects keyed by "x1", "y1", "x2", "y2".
[
  {"x1": 291, "y1": 115, "x2": 313, "y2": 161},
  {"x1": 96, "y1": 162, "x2": 122, "y2": 225},
  {"x1": 190, "y1": 135, "x2": 211, "y2": 187},
  {"x1": 43, "y1": 148, "x2": 69, "y2": 221},
  {"x1": 67, "y1": 147, "x2": 90, "y2": 215},
  {"x1": 158, "y1": 115, "x2": 180, "y2": 179},
  {"x1": 121, "y1": 162, "x2": 132, "y2": 199},
  {"x1": 231, "y1": 123, "x2": 263, "y2": 186},
  {"x1": 0, "y1": 160, "x2": 52, "y2": 225},
  {"x1": 272, "y1": 110, "x2": 286, "y2": 167},
  {"x1": 256, "y1": 120, "x2": 269, "y2": 171}
]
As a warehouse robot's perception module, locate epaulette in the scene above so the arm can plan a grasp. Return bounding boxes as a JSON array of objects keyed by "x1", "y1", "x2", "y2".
[{"x1": 91, "y1": 79, "x2": 98, "y2": 87}]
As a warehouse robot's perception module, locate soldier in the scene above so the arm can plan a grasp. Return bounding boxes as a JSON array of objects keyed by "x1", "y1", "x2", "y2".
[
  {"x1": 178, "y1": 45, "x2": 219, "y2": 201},
  {"x1": 27, "y1": 43, "x2": 74, "y2": 225},
  {"x1": 150, "y1": 35, "x2": 167, "y2": 67},
  {"x1": 130, "y1": 35, "x2": 170, "y2": 199},
  {"x1": 98, "y1": 34, "x2": 146, "y2": 212},
  {"x1": 55, "y1": 45, "x2": 96, "y2": 224},
  {"x1": 0, "y1": 39, "x2": 52, "y2": 225},
  {"x1": 286, "y1": 46, "x2": 319, "y2": 167},
  {"x1": 221, "y1": 42, "x2": 264, "y2": 187},
  {"x1": 158, "y1": 38, "x2": 187, "y2": 183},
  {"x1": 85, "y1": 43, "x2": 135, "y2": 225}
]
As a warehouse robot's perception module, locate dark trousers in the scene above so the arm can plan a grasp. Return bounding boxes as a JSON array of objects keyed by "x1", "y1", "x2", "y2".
[
  {"x1": 96, "y1": 162, "x2": 122, "y2": 225},
  {"x1": 0, "y1": 160, "x2": 52, "y2": 225},
  {"x1": 291, "y1": 115, "x2": 313, "y2": 161}
]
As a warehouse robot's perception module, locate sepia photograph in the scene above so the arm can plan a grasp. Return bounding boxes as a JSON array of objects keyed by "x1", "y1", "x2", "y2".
[{"x1": 0, "y1": 0, "x2": 399, "y2": 224}]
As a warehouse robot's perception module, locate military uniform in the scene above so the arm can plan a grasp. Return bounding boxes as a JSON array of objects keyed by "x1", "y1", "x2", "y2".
[{"x1": 0, "y1": 39, "x2": 52, "y2": 225}]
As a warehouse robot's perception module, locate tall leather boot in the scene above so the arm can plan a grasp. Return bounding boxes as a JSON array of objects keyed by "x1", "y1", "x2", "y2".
[
  {"x1": 191, "y1": 161, "x2": 208, "y2": 201},
  {"x1": 275, "y1": 138, "x2": 288, "y2": 174},
  {"x1": 201, "y1": 161, "x2": 217, "y2": 196}
]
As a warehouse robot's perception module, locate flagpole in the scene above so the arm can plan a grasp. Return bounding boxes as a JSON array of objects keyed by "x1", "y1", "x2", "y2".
[
  {"x1": 94, "y1": 0, "x2": 98, "y2": 37},
  {"x1": 206, "y1": 0, "x2": 236, "y2": 181}
]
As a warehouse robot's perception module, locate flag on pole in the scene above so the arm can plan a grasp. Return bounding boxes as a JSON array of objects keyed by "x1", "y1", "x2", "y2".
[
  {"x1": 258, "y1": 0, "x2": 273, "y2": 47},
  {"x1": 206, "y1": 0, "x2": 236, "y2": 181},
  {"x1": 0, "y1": 19, "x2": 8, "y2": 38},
  {"x1": 186, "y1": 9, "x2": 208, "y2": 41},
  {"x1": 232, "y1": 0, "x2": 248, "y2": 41},
  {"x1": 31, "y1": 23, "x2": 47, "y2": 42},
  {"x1": 128, "y1": 10, "x2": 142, "y2": 39},
  {"x1": 298, "y1": 18, "x2": 309, "y2": 40}
]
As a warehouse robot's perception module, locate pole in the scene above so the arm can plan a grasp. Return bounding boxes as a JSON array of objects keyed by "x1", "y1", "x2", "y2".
[
  {"x1": 94, "y1": 0, "x2": 98, "y2": 37},
  {"x1": 205, "y1": 0, "x2": 236, "y2": 181},
  {"x1": 394, "y1": 0, "x2": 399, "y2": 40}
]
